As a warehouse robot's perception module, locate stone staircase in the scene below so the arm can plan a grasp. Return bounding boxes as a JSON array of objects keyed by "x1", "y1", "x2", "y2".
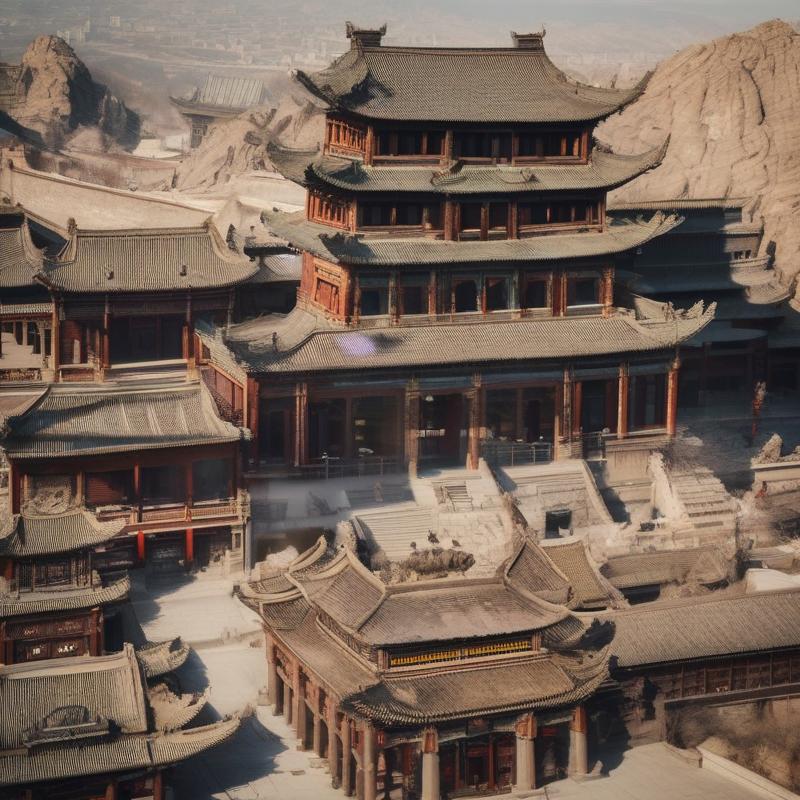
[
  {"x1": 354, "y1": 507, "x2": 437, "y2": 561},
  {"x1": 669, "y1": 469, "x2": 738, "y2": 535},
  {"x1": 346, "y1": 483, "x2": 414, "y2": 509},
  {"x1": 436, "y1": 481, "x2": 473, "y2": 512}
]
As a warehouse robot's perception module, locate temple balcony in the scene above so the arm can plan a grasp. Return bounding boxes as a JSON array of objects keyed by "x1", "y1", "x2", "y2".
[{"x1": 94, "y1": 495, "x2": 244, "y2": 532}]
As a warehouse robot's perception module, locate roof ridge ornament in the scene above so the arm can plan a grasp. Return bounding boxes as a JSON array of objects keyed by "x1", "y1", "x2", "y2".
[
  {"x1": 345, "y1": 21, "x2": 387, "y2": 50},
  {"x1": 510, "y1": 29, "x2": 546, "y2": 50}
]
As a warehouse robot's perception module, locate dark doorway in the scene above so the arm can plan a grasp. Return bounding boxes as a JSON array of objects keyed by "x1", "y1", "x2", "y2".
[
  {"x1": 419, "y1": 393, "x2": 464, "y2": 466},
  {"x1": 581, "y1": 380, "x2": 607, "y2": 433},
  {"x1": 110, "y1": 316, "x2": 183, "y2": 363},
  {"x1": 309, "y1": 398, "x2": 346, "y2": 459},
  {"x1": 260, "y1": 398, "x2": 293, "y2": 464}
]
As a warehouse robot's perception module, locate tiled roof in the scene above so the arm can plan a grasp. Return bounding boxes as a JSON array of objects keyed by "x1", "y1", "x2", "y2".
[
  {"x1": 295, "y1": 39, "x2": 649, "y2": 123},
  {"x1": 264, "y1": 209, "x2": 683, "y2": 266},
  {"x1": 0, "y1": 509, "x2": 125, "y2": 557},
  {"x1": 0, "y1": 302, "x2": 53, "y2": 316},
  {"x1": 0, "y1": 575, "x2": 130, "y2": 617},
  {"x1": 148, "y1": 683, "x2": 209, "y2": 732},
  {"x1": 44, "y1": 224, "x2": 257, "y2": 293},
  {"x1": 245, "y1": 252, "x2": 302, "y2": 284},
  {"x1": 3, "y1": 383, "x2": 243, "y2": 458},
  {"x1": 0, "y1": 646, "x2": 148, "y2": 749},
  {"x1": 0, "y1": 645, "x2": 237, "y2": 787},
  {"x1": 610, "y1": 588, "x2": 800, "y2": 668},
  {"x1": 541, "y1": 539, "x2": 622, "y2": 609},
  {"x1": 504, "y1": 538, "x2": 572, "y2": 605},
  {"x1": 271, "y1": 140, "x2": 668, "y2": 196},
  {"x1": 0, "y1": 208, "x2": 44, "y2": 288},
  {"x1": 602, "y1": 547, "x2": 731, "y2": 590},
  {"x1": 609, "y1": 197, "x2": 752, "y2": 211},
  {"x1": 135, "y1": 638, "x2": 191, "y2": 679},
  {"x1": 172, "y1": 74, "x2": 267, "y2": 113},
  {"x1": 358, "y1": 579, "x2": 570, "y2": 646},
  {"x1": 342, "y1": 649, "x2": 609, "y2": 724},
  {"x1": 220, "y1": 303, "x2": 715, "y2": 374}
]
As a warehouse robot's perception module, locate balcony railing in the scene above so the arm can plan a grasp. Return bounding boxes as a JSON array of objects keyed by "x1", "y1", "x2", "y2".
[
  {"x1": 294, "y1": 455, "x2": 404, "y2": 480},
  {"x1": 480, "y1": 440, "x2": 553, "y2": 467},
  {"x1": 94, "y1": 497, "x2": 241, "y2": 526}
]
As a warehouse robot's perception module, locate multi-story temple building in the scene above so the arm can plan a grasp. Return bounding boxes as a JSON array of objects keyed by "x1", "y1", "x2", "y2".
[
  {"x1": 240, "y1": 536, "x2": 611, "y2": 798},
  {"x1": 199, "y1": 24, "x2": 714, "y2": 477}
]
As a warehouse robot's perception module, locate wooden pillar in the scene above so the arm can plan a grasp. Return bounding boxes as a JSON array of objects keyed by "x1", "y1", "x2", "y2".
[
  {"x1": 182, "y1": 294, "x2": 194, "y2": 365},
  {"x1": 364, "y1": 125, "x2": 374, "y2": 166},
  {"x1": 294, "y1": 382, "x2": 309, "y2": 467},
  {"x1": 667, "y1": 358, "x2": 680, "y2": 436},
  {"x1": 569, "y1": 705, "x2": 589, "y2": 776},
  {"x1": 405, "y1": 379, "x2": 420, "y2": 477},
  {"x1": 293, "y1": 662, "x2": 306, "y2": 746},
  {"x1": 102, "y1": 306, "x2": 111, "y2": 369},
  {"x1": 185, "y1": 528, "x2": 194, "y2": 564},
  {"x1": 602, "y1": 266, "x2": 614, "y2": 317},
  {"x1": 444, "y1": 129, "x2": 453, "y2": 161},
  {"x1": 266, "y1": 635, "x2": 278, "y2": 708},
  {"x1": 247, "y1": 377, "x2": 260, "y2": 468},
  {"x1": 89, "y1": 607, "x2": 102, "y2": 656},
  {"x1": 617, "y1": 364, "x2": 630, "y2": 439},
  {"x1": 152, "y1": 770, "x2": 164, "y2": 800},
  {"x1": 133, "y1": 461, "x2": 142, "y2": 524},
  {"x1": 427, "y1": 270, "x2": 438, "y2": 316},
  {"x1": 572, "y1": 379, "x2": 582, "y2": 437},
  {"x1": 328, "y1": 702, "x2": 340, "y2": 787},
  {"x1": 341, "y1": 717, "x2": 354, "y2": 797},
  {"x1": 104, "y1": 779, "x2": 118, "y2": 800},
  {"x1": 51, "y1": 301, "x2": 61, "y2": 377},
  {"x1": 487, "y1": 733, "x2": 496, "y2": 790},
  {"x1": 137, "y1": 530, "x2": 146, "y2": 564},
  {"x1": 283, "y1": 676, "x2": 292, "y2": 724},
  {"x1": 361, "y1": 722, "x2": 377, "y2": 800},
  {"x1": 514, "y1": 713, "x2": 536, "y2": 791},
  {"x1": 467, "y1": 375, "x2": 482, "y2": 470},
  {"x1": 421, "y1": 727, "x2": 440, "y2": 800},
  {"x1": 480, "y1": 203, "x2": 489, "y2": 241},
  {"x1": 312, "y1": 691, "x2": 323, "y2": 756}
]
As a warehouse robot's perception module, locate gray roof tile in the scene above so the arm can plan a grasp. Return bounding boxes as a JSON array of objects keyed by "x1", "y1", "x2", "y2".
[
  {"x1": 296, "y1": 40, "x2": 649, "y2": 123},
  {"x1": 264, "y1": 209, "x2": 684, "y2": 266},
  {"x1": 271, "y1": 140, "x2": 668, "y2": 196},
  {"x1": 4, "y1": 383, "x2": 243, "y2": 458},
  {"x1": 45, "y1": 224, "x2": 257, "y2": 293}
]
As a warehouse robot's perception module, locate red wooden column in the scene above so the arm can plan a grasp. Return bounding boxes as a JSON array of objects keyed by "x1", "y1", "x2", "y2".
[
  {"x1": 327, "y1": 701, "x2": 340, "y2": 787},
  {"x1": 182, "y1": 294, "x2": 194, "y2": 366},
  {"x1": 152, "y1": 770, "x2": 164, "y2": 800},
  {"x1": 617, "y1": 363, "x2": 630, "y2": 439},
  {"x1": 405, "y1": 379, "x2": 420, "y2": 476},
  {"x1": 246, "y1": 377, "x2": 260, "y2": 468},
  {"x1": 514, "y1": 713, "x2": 537, "y2": 791},
  {"x1": 294, "y1": 382, "x2": 309, "y2": 467},
  {"x1": 602, "y1": 266, "x2": 614, "y2": 317},
  {"x1": 569, "y1": 705, "x2": 589, "y2": 776},
  {"x1": 572, "y1": 380, "x2": 583, "y2": 437},
  {"x1": 467, "y1": 373, "x2": 483, "y2": 470},
  {"x1": 341, "y1": 716, "x2": 354, "y2": 797},
  {"x1": 102, "y1": 303, "x2": 111, "y2": 371},
  {"x1": 51, "y1": 300, "x2": 61, "y2": 378},
  {"x1": 137, "y1": 531, "x2": 146, "y2": 563},
  {"x1": 104, "y1": 779, "x2": 118, "y2": 800},
  {"x1": 666, "y1": 357, "x2": 681, "y2": 436},
  {"x1": 185, "y1": 529, "x2": 194, "y2": 564},
  {"x1": 90, "y1": 607, "x2": 102, "y2": 656}
]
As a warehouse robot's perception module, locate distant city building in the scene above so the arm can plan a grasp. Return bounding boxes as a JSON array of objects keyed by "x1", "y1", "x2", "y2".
[{"x1": 170, "y1": 73, "x2": 270, "y2": 148}]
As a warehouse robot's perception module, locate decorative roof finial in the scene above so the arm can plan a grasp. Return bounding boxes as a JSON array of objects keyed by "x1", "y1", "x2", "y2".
[{"x1": 345, "y1": 22, "x2": 387, "y2": 50}]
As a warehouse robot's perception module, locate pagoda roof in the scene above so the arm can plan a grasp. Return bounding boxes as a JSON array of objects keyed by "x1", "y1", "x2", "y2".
[
  {"x1": 3, "y1": 382, "x2": 244, "y2": 459},
  {"x1": 243, "y1": 541, "x2": 580, "y2": 648},
  {"x1": 601, "y1": 546, "x2": 732, "y2": 591},
  {"x1": 0, "y1": 644, "x2": 238, "y2": 787},
  {"x1": 540, "y1": 539, "x2": 623, "y2": 609},
  {"x1": 215, "y1": 301, "x2": 715, "y2": 375},
  {"x1": 44, "y1": 223, "x2": 257, "y2": 293},
  {"x1": 342, "y1": 648, "x2": 609, "y2": 725},
  {"x1": 135, "y1": 638, "x2": 192, "y2": 679},
  {"x1": 295, "y1": 33, "x2": 649, "y2": 124},
  {"x1": 609, "y1": 587, "x2": 800, "y2": 668},
  {"x1": 0, "y1": 509, "x2": 125, "y2": 558},
  {"x1": 0, "y1": 575, "x2": 130, "y2": 618},
  {"x1": 270, "y1": 140, "x2": 668, "y2": 196},
  {"x1": 0, "y1": 205, "x2": 45, "y2": 289},
  {"x1": 170, "y1": 74, "x2": 268, "y2": 116},
  {"x1": 263, "y1": 209, "x2": 683, "y2": 267}
]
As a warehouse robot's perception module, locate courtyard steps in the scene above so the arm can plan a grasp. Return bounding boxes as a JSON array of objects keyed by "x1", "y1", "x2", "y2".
[{"x1": 354, "y1": 507, "x2": 437, "y2": 561}]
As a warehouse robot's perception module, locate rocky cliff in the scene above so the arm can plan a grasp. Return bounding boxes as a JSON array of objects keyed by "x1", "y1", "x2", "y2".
[
  {"x1": 1, "y1": 35, "x2": 140, "y2": 151},
  {"x1": 600, "y1": 20, "x2": 800, "y2": 285},
  {"x1": 174, "y1": 93, "x2": 324, "y2": 191}
]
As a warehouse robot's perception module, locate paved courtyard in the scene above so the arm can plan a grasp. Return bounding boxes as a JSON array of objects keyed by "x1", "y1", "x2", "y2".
[{"x1": 125, "y1": 574, "x2": 771, "y2": 800}]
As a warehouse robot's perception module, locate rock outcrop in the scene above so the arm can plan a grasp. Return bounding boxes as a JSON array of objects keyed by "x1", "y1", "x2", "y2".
[
  {"x1": 600, "y1": 20, "x2": 800, "y2": 286},
  {"x1": 174, "y1": 93, "x2": 324, "y2": 191},
  {"x1": 1, "y1": 35, "x2": 140, "y2": 151}
]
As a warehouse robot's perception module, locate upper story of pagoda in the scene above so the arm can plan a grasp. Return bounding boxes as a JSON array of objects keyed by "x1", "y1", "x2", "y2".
[
  {"x1": 270, "y1": 24, "x2": 667, "y2": 250},
  {"x1": 296, "y1": 24, "x2": 650, "y2": 159}
]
